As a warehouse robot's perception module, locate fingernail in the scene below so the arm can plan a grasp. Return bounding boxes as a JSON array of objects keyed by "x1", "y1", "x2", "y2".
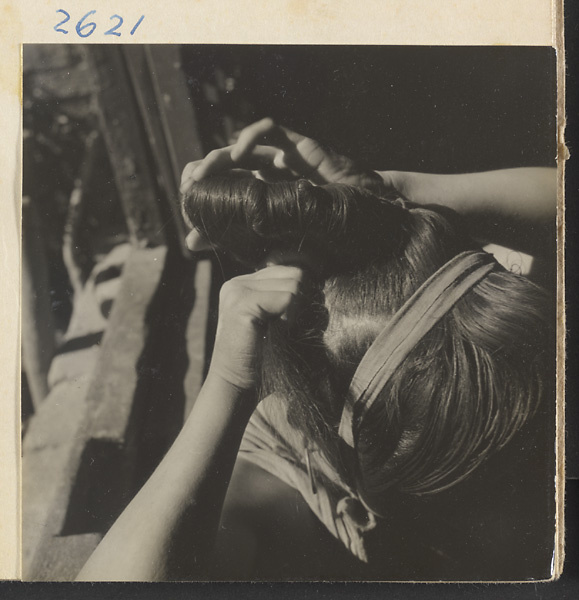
[
  {"x1": 181, "y1": 162, "x2": 196, "y2": 183},
  {"x1": 191, "y1": 167, "x2": 205, "y2": 182},
  {"x1": 185, "y1": 230, "x2": 212, "y2": 252},
  {"x1": 179, "y1": 177, "x2": 193, "y2": 194}
]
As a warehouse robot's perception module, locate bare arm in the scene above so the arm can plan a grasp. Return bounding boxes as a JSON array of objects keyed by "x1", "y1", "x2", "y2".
[
  {"x1": 381, "y1": 168, "x2": 557, "y2": 256},
  {"x1": 181, "y1": 119, "x2": 557, "y2": 257},
  {"x1": 76, "y1": 265, "x2": 304, "y2": 581},
  {"x1": 77, "y1": 376, "x2": 256, "y2": 581}
]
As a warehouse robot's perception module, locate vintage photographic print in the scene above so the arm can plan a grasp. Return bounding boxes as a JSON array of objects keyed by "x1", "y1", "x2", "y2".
[{"x1": 20, "y1": 44, "x2": 558, "y2": 582}]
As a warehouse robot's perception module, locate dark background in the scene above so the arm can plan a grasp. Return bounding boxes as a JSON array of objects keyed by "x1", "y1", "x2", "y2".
[{"x1": 181, "y1": 45, "x2": 557, "y2": 173}]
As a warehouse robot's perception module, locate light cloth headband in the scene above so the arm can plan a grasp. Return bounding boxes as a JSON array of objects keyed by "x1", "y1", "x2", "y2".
[{"x1": 338, "y1": 250, "x2": 497, "y2": 448}]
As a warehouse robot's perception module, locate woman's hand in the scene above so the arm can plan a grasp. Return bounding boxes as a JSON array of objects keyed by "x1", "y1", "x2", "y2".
[
  {"x1": 77, "y1": 263, "x2": 305, "y2": 582},
  {"x1": 208, "y1": 265, "x2": 304, "y2": 391},
  {"x1": 180, "y1": 118, "x2": 389, "y2": 195}
]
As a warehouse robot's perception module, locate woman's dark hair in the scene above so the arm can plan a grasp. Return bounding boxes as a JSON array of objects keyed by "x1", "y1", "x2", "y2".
[{"x1": 182, "y1": 174, "x2": 552, "y2": 508}]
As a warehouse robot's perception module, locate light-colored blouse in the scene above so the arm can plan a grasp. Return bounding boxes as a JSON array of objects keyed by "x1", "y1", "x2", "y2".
[{"x1": 239, "y1": 395, "x2": 377, "y2": 563}]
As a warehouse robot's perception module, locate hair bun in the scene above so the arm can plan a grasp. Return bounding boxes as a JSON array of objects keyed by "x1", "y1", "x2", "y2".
[{"x1": 182, "y1": 175, "x2": 409, "y2": 271}]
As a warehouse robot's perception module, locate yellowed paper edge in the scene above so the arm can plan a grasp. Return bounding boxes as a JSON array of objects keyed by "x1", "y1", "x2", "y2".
[{"x1": 553, "y1": 0, "x2": 567, "y2": 581}]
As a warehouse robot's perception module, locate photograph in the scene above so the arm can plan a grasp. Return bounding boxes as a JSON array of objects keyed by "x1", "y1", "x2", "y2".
[{"x1": 20, "y1": 43, "x2": 558, "y2": 582}]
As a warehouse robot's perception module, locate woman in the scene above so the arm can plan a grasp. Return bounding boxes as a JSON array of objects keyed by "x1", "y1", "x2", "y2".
[{"x1": 77, "y1": 120, "x2": 557, "y2": 582}]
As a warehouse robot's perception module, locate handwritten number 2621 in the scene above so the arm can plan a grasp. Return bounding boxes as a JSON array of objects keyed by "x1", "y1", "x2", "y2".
[{"x1": 54, "y1": 10, "x2": 144, "y2": 37}]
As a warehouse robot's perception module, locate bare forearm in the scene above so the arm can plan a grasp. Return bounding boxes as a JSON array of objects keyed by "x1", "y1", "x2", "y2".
[
  {"x1": 380, "y1": 168, "x2": 557, "y2": 255},
  {"x1": 76, "y1": 374, "x2": 256, "y2": 582},
  {"x1": 77, "y1": 265, "x2": 303, "y2": 581}
]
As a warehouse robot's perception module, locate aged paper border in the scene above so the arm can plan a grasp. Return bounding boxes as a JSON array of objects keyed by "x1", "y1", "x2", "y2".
[{"x1": 0, "y1": 0, "x2": 563, "y2": 581}]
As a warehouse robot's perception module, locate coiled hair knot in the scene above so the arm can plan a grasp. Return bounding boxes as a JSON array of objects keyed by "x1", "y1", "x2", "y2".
[{"x1": 182, "y1": 173, "x2": 410, "y2": 273}]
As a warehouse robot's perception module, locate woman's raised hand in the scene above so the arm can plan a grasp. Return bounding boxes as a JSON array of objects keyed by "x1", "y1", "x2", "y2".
[
  {"x1": 180, "y1": 118, "x2": 388, "y2": 194},
  {"x1": 207, "y1": 265, "x2": 304, "y2": 392}
]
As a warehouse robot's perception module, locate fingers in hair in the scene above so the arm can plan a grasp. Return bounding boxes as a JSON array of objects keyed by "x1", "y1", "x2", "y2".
[
  {"x1": 231, "y1": 118, "x2": 305, "y2": 162},
  {"x1": 185, "y1": 229, "x2": 212, "y2": 252},
  {"x1": 220, "y1": 278, "x2": 301, "y2": 321},
  {"x1": 180, "y1": 160, "x2": 203, "y2": 193},
  {"x1": 239, "y1": 264, "x2": 304, "y2": 282},
  {"x1": 191, "y1": 148, "x2": 237, "y2": 181}
]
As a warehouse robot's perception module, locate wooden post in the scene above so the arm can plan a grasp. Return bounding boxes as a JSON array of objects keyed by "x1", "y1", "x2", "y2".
[
  {"x1": 122, "y1": 45, "x2": 204, "y2": 255},
  {"x1": 24, "y1": 45, "x2": 212, "y2": 579},
  {"x1": 21, "y1": 196, "x2": 56, "y2": 409},
  {"x1": 25, "y1": 247, "x2": 198, "y2": 580},
  {"x1": 87, "y1": 45, "x2": 167, "y2": 248}
]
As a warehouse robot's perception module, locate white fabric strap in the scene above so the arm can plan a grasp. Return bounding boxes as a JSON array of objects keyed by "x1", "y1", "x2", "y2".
[{"x1": 338, "y1": 250, "x2": 497, "y2": 448}]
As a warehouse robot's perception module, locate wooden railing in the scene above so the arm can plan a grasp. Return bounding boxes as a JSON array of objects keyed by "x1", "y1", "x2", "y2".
[{"x1": 22, "y1": 45, "x2": 212, "y2": 580}]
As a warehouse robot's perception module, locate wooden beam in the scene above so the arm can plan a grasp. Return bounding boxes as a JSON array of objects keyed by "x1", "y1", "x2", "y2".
[
  {"x1": 122, "y1": 45, "x2": 204, "y2": 256},
  {"x1": 24, "y1": 46, "x2": 214, "y2": 580},
  {"x1": 21, "y1": 196, "x2": 55, "y2": 409},
  {"x1": 87, "y1": 45, "x2": 166, "y2": 248},
  {"x1": 25, "y1": 247, "x2": 200, "y2": 579},
  {"x1": 145, "y1": 45, "x2": 204, "y2": 184}
]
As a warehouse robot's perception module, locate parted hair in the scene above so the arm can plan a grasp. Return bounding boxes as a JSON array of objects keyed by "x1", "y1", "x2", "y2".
[{"x1": 182, "y1": 174, "x2": 551, "y2": 507}]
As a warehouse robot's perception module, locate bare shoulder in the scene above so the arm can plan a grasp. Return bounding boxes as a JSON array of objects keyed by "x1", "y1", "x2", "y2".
[{"x1": 209, "y1": 457, "x2": 362, "y2": 580}]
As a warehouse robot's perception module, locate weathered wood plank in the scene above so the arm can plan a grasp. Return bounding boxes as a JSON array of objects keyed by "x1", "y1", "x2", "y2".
[
  {"x1": 22, "y1": 377, "x2": 99, "y2": 579},
  {"x1": 25, "y1": 246, "x2": 201, "y2": 580},
  {"x1": 69, "y1": 245, "x2": 197, "y2": 499},
  {"x1": 87, "y1": 45, "x2": 166, "y2": 247},
  {"x1": 24, "y1": 46, "x2": 213, "y2": 580},
  {"x1": 145, "y1": 45, "x2": 204, "y2": 183},
  {"x1": 85, "y1": 247, "x2": 168, "y2": 439},
  {"x1": 28, "y1": 534, "x2": 103, "y2": 583},
  {"x1": 21, "y1": 196, "x2": 55, "y2": 409},
  {"x1": 122, "y1": 45, "x2": 203, "y2": 256},
  {"x1": 25, "y1": 248, "x2": 162, "y2": 579}
]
